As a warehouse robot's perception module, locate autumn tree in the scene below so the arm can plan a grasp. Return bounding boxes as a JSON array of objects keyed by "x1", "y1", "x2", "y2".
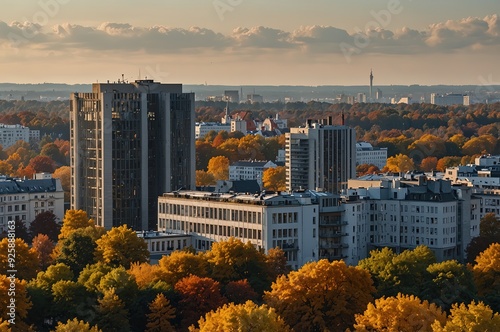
[
  {"x1": 431, "y1": 301, "x2": 500, "y2": 332},
  {"x1": 94, "y1": 288, "x2": 131, "y2": 332},
  {"x1": 128, "y1": 262, "x2": 162, "y2": 289},
  {"x1": 175, "y1": 275, "x2": 227, "y2": 331},
  {"x1": 31, "y1": 234, "x2": 55, "y2": 270},
  {"x1": 420, "y1": 156, "x2": 439, "y2": 172},
  {"x1": 262, "y1": 166, "x2": 286, "y2": 192},
  {"x1": 29, "y1": 211, "x2": 60, "y2": 242},
  {"x1": 195, "y1": 141, "x2": 216, "y2": 170},
  {"x1": 211, "y1": 131, "x2": 229, "y2": 148},
  {"x1": 40, "y1": 142, "x2": 65, "y2": 165},
  {"x1": 466, "y1": 213, "x2": 500, "y2": 263},
  {"x1": 0, "y1": 275, "x2": 32, "y2": 332},
  {"x1": 53, "y1": 166, "x2": 70, "y2": 201},
  {"x1": 408, "y1": 134, "x2": 447, "y2": 163},
  {"x1": 0, "y1": 160, "x2": 14, "y2": 175},
  {"x1": 383, "y1": 153, "x2": 415, "y2": 173},
  {"x1": 436, "y1": 156, "x2": 462, "y2": 171},
  {"x1": 30, "y1": 263, "x2": 74, "y2": 292},
  {"x1": 207, "y1": 156, "x2": 230, "y2": 181},
  {"x1": 472, "y1": 243, "x2": 500, "y2": 312},
  {"x1": 59, "y1": 209, "x2": 95, "y2": 240},
  {"x1": 462, "y1": 135, "x2": 497, "y2": 156},
  {"x1": 96, "y1": 267, "x2": 138, "y2": 303},
  {"x1": 0, "y1": 238, "x2": 39, "y2": 280},
  {"x1": 191, "y1": 301, "x2": 291, "y2": 332},
  {"x1": 205, "y1": 237, "x2": 270, "y2": 294},
  {"x1": 51, "y1": 280, "x2": 91, "y2": 323},
  {"x1": 56, "y1": 229, "x2": 97, "y2": 275},
  {"x1": 28, "y1": 155, "x2": 56, "y2": 173},
  {"x1": 95, "y1": 225, "x2": 149, "y2": 269},
  {"x1": 356, "y1": 163, "x2": 380, "y2": 176},
  {"x1": 354, "y1": 293, "x2": 446, "y2": 332},
  {"x1": 223, "y1": 279, "x2": 258, "y2": 304},
  {"x1": 145, "y1": 293, "x2": 176, "y2": 332},
  {"x1": 195, "y1": 170, "x2": 215, "y2": 187},
  {"x1": 264, "y1": 260, "x2": 374, "y2": 332},
  {"x1": 52, "y1": 318, "x2": 102, "y2": 332},
  {"x1": 157, "y1": 251, "x2": 208, "y2": 286},
  {"x1": 265, "y1": 247, "x2": 290, "y2": 282},
  {"x1": 14, "y1": 219, "x2": 31, "y2": 244}
]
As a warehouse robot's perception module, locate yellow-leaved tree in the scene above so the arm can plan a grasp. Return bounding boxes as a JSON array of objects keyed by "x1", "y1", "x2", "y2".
[
  {"x1": 0, "y1": 238, "x2": 39, "y2": 280},
  {"x1": 190, "y1": 300, "x2": 291, "y2": 332},
  {"x1": 145, "y1": 293, "x2": 176, "y2": 332},
  {"x1": 382, "y1": 153, "x2": 415, "y2": 173},
  {"x1": 431, "y1": 301, "x2": 500, "y2": 332},
  {"x1": 353, "y1": 293, "x2": 446, "y2": 332},
  {"x1": 264, "y1": 259, "x2": 375, "y2": 332},
  {"x1": 157, "y1": 251, "x2": 208, "y2": 286},
  {"x1": 0, "y1": 275, "x2": 32, "y2": 332},
  {"x1": 58, "y1": 209, "x2": 95, "y2": 240},
  {"x1": 95, "y1": 224, "x2": 149, "y2": 268},
  {"x1": 207, "y1": 155, "x2": 230, "y2": 181},
  {"x1": 262, "y1": 166, "x2": 286, "y2": 192},
  {"x1": 52, "y1": 318, "x2": 102, "y2": 332},
  {"x1": 472, "y1": 243, "x2": 500, "y2": 311}
]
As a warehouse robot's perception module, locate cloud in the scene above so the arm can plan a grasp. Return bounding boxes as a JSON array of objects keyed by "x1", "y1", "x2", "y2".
[{"x1": 0, "y1": 15, "x2": 499, "y2": 57}]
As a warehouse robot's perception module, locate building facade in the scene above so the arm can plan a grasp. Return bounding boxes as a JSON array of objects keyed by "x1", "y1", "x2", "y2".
[
  {"x1": 195, "y1": 122, "x2": 231, "y2": 139},
  {"x1": 0, "y1": 124, "x2": 39, "y2": 148},
  {"x1": 0, "y1": 175, "x2": 64, "y2": 234},
  {"x1": 229, "y1": 160, "x2": 277, "y2": 188},
  {"x1": 356, "y1": 142, "x2": 388, "y2": 169},
  {"x1": 431, "y1": 93, "x2": 470, "y2": 106},
  {"x1": 285, "y1": 118, "x2": 356, "y2": 194},
  {"x1": 70, "y1": 80, "x2": 195, "y2": 230}
]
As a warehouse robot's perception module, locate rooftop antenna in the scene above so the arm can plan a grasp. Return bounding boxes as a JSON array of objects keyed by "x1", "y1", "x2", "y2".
[{"x1": 121, "y1": 73, "x2": 125, "y2": 83}]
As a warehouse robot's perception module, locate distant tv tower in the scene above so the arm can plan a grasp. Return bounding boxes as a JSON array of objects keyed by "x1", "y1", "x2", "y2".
[{"x1": 369, "y1": 69, "x2": 373, "y2": 101}]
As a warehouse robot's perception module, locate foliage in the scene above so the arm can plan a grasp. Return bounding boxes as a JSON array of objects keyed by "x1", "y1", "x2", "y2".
[
  {"x1": 264, "y1": 259, "x2": 374, "y2": 332},
  {"x1": 353, "y1": 293, "x2": 446, "y2": 332},
  {"x1": 472, "y1": 243, "x2": 500, "y2": 312},
  {"x1": 145, "y1": 293, "x2": 176, "y2": 332},
  {"x1": 95, "y1": 225, "x2": 149, "y2": 269},
  {"x1": 53, "y1": 166, "x2": 70, "y2": 201},
  {"x1": 467, "y1": 213, "x2": 500, "y2": 263},
  {"x1": 28, "y1": 155, "x2": 56, "y2": 173},
  {"x1": 51, "y1": 280, "x2": 90, "y2": 323},
  {"x1": 30, "y1": 263, "x2": 74, "y2": 292},
  {"x1": 265, "y1": 247, "x2": 290, "y2": 281},
  {"x1": 223, "y1": 279, "x2": 258, "y2": 304},
  {"x1": 195, "y1": 170, "x2": 215, "y2": 186},
  {"x1": 157, "y1": 251, "x2": 208, "y2": 286},
  {"x1": 52, "y1": 318, "x2": 102, "y2": 332},
  {"x1": 78, "y1": 263, "x2": 114, "y2": 293},
  {"x1": 0, "y1": 275, "x2": 32, "y2": 330},
  {"x1": 56, "y1": 228, "x2": 97, "y2": 275},
  {"x1": 59, "y1": 209, "x2": 95, "y2": 240},
  {"x1": 431, "y1": 301, "x2": 500, "y2": 332},
  {"x1": 14, "y1": 219, "x2": 31, "y2": 244},
  {"x1": 31, "y1": 234, "x2": 55, "y2": 270},
  {"x1": 128, "y1": 262, "x2": 162, "y2": 289},
  {"x1": 175, "y1": 275, "x2": 227, "y2": 331},
  {"x1": 420, "y1": 156, "x2": 439, "y2": 172},
  {"x1": 262, "y1": 166, "x2": 286, "y2": 191},
  {"x1": 94, "y1": 288, "x2": 131, "y2": 332},
  {"x1": 29, "y1": 211, "x2": 60, "y2": 242},
  {"x1": 0, "y1": 238, "x2": 39, "y2": 280},
  {"x1": 207, "y1": 155, "x2": 230, "y2": 181},
  {"x1": 356, "y1": 163, "x2": 380, "y2": 176},
  {"x1": 383, "y1": 153, "x2": 415, "y2": 173},
  {"x1": 96, "y1": 266, "x2": 138, "y2": 303},
  {"x1": 191, "y1": 300, "x2": 291, "y2": 332}
]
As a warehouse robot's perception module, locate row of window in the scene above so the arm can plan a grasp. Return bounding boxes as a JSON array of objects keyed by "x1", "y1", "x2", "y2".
[
  {"x1": 149, "y1": 239, "x2": 188, "y2": 252},
  {"x1": 159, "y1": 218, "x2": 263, "y2": 240},
  {"x1": 159, "y1": 203, "x2": 262, "y2": 224}
]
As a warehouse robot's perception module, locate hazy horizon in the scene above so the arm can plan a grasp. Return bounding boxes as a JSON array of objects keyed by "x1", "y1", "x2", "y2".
[{"x1": 1, "y1": 0, "x2": 499, "y2": 86}]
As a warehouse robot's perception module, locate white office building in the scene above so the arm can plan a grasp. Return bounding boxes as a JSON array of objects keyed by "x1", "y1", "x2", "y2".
[
  {"x1": 195, "y1": 122, "x2": 231, "y2": 139},
  {"x1": 431, "y1": 93, "x2": 470, "y2": 106},
  {"x1": 356, "y1": 142, "x2": 388, "y2": 169},
  {"x1": 0, "y1": 124, "x2": 39, "y2": 148},
  {"x1": 229, "y1": 160, "x2": 277, "y2": 188}
]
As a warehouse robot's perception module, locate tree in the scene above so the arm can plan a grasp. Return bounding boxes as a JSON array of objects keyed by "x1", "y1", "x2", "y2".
[
  {"x1": 56, "y1": 229, "x2": 97, "y2": 275},
  {"x1": 223, "y1": 279, "x2": 258, "y2": 304},
  {"x1": 383, "y1": 153, "x2": 415, "y2": 173},
  {"x1": 14, "y1": 219, "x2": 31, "y2": 244},
  {"x1": 207, "y1": 156, "x2": 230, "y2": 181},
  {"x1": 195, "y1": 141, "x2": 216, "y2": 170},
  {"x1": 0, "y1": 238, "x2": 39, "y2": 280},
  {"x1": 78, "y1": 263, "x2": 114, "y2": 293},
  {"x1": 53, "y1": 166, "x2": 70, "y2": 201},
  {"x1": 0, "y1": 275, "x2": 32, "y2": 332},
  {"x1": 462, "y1": 135, "x2": 496, "y2": 156},
  {"x1": 262, "y1": 166, "x2": 286, "y2": 192},
  {"x1": 265, "y1": 247, "x2": 289, "y2": 282},
  {"x1": 466, "y1": 213, "x2": 500, "y2": 263},
  {"x1": 145, "y1": 293, "x2": 176, "y2": 332},
  {"x1": 191, "y1": 301, "x2": 291, "y2": 332},
  {"x1": 431, "y1": 301, "x2": 500, "y2": 332},
  {"x1": 59, "y1": 209, "x2": 95, "y2": 240},
  {"x1": 472, "y1": 243, "x2": 500, "y2": 312},
  {"x1": 52, "y1": 318, "x2": 102, "y2": 332},
  {"x1": 211, "y1": 131, "x2": 228, "y2": 148},
  {"x1": 31, "y1": 234, "x2": 55, "y2": 270},
  {"x1": 353, "y1": 293, "x2": 446, "y2": 332},
  {"x1": 205, "y1": 237, "x2": 270, "y2": 294},
  {"x1": 408, "y1": 134, "x2": 447, "y2": 162},
  {"x1": 356, "y1": 163, "x2": 380, "y2": 176},
  {"x1": 29, "y1": 211, "x2": 60, "y2": 242},
  {"x1": 95, "y1": 225, "x2": 149, "y2": 269},
  {"x1": 0, "y1": 160, "x2": 14, "y2": 175},
  {"x1": 264, "y1": 260, "x2": 375, "y2": 332},
  {"x1": 128, "y1": 262, "x2": 162, "y2": 289},
  {"x1": 94, "y1": 288, "x2": 131, "y2": 332},
  {"x1": 51, "y1": 280, "x2": 90, "y2": 323},
  {"x1": 157, "y1": 251, "x2": 208, "y2": 286},
  {"x1": 30, "y1": 263, "x2": 74, "y2": 292},
  {"x1": 96, "y1": 267, "x2": 138, "y2": 303},
  {"x1": 40, "y1": 143, "x2": 64, "y2": 165},
  {"x1": 175, "y1": 275, "x2": 227, "y2": 331},
  {"x1": 420, "y1": 156, "x2": 439, "y2": 172},
  {"x1": 28, "y1": 155, "x2": 56, "y2": 173},
  {"x1": 436, "y1": 156, "x2": 462, "y2": 171},
  {"x1": 195, "y1": 170, "x2": 215, "y2": 187}
]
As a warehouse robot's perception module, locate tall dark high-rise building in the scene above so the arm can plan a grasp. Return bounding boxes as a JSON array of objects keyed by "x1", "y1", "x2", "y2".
[
  {"x1": 70, "y1": 80, "x2": 195, "y2": 230},
  {"x1": 369, "y1": 69, "x2": 373, "y2": 100}
]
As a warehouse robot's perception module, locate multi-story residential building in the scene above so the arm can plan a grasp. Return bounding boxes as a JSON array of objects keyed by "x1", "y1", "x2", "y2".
[
  {"x1": 431, "y1": 93, "x2": 470, "y2": 106},
  {"x1": 344, "y1": 173, "x2": 480, "y2": 262},
  {"x1": 229, "y1": 160, "x2": 277, "y2": 188},
  {"x1": 0, "y1": 124, "x2": 39, "y2": 148},
  {"x1": 158, "y1": 190, "x2": 318, "y2": 269},
  {"x1": 285, "y1": 118, "x2": 356, "y2": 194},
  {"x1": 137, "y1": 230, "x2": 192, "y2": 263},
  {"x1": 0, "y1": 174, "x2": 64, "y2": 233},
  {"x1": 70, "y1": 79, "x2": 195, "y2": 230},
  {"x1": 356, "y1": 142, "x2": 388, "y2": 169}
]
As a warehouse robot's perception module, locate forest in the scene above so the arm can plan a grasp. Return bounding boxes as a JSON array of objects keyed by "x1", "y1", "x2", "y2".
[{"x1": 1, "y1": 210, "x2": 500, "y2": 331}]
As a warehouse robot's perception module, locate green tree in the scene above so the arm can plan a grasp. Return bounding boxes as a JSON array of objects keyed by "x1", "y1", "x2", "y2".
[
  {"x1": 264, "y1": 260, "x2": 375, "y2": 332},
  {"x1": 95, "y1": 225, "x2": 149, "y2": 269},
  {"x1": 191, "y1": 301, "x2": 291, "y2": 332},
  {"x1": 96, "y1": 267, "x2": 138, "y2": 304},
  {"x1": 56, "y1": 229, "x2": 97, "y2": 275}
]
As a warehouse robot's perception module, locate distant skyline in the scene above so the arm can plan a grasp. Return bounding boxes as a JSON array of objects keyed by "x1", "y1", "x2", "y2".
[{"x1": 1, "y1": 0, "x2": 499, "y2": 86}]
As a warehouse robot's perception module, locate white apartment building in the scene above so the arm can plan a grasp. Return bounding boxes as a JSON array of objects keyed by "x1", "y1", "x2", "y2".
[
  {"x1": 158, "y1": 190, "x2": 318, "y2": 269},
  {"x1": 0, "y1": 124, "x2": 39, "y2": 148},
  {"x1": 356, "y1": 142, "x2": 388, "y2": 169},
  {"x1": 431, "y1": 93, "x2": 470, "y2": 106},
  {"x1": 137, "y1": 231, "x2": 192, "y2": 264},
  {"x1": 344, "y1": 173, "x2": 480, "y2": 263},
  {"x1": 0, "y1": 174, "x2": 64, "y2": 233},
  {"x1": 229, "y1": 160, "x2": 277, "y2": 188},
  {"x1": 195, "y1": 122, "x2": 231, "y2": 139}
]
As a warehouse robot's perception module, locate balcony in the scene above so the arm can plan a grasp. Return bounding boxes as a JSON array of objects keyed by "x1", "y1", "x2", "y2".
[
  {"x1": 319, "y1": 243, "x2": 349, "y2": 250},
  {"x1": 280, "y1": 242, "x2": 299, "y2": 251},
  {"x1": 319, "y1": 231, "x2": 348, "y2": 238}
]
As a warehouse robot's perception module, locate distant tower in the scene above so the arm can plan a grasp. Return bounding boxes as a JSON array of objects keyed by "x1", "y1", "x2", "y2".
[{"x1": 369, "y1": 69, "x2": 374, "y2": 101}]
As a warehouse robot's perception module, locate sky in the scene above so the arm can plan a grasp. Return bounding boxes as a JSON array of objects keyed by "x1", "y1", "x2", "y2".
[{"x1": 1, "y1": 0, "x2": 499, "y2": 86}]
